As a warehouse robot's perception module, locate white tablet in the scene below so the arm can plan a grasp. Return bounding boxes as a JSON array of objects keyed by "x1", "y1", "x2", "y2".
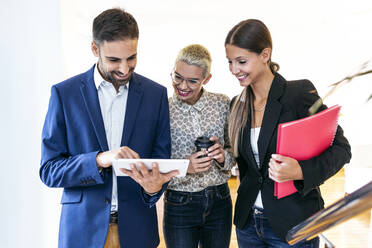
[{"x1": 112, "y1": 159, "x2": 189, "y2": 177}]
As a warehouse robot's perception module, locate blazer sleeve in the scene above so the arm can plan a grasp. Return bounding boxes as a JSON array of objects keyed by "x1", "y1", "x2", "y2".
[
  {"x1": 141, "y1": 87, "x2": 171, "y2": 206},
  {"x1": 40, "y1": 86, "x2": 104, "y2": 188},
  {"x1": 293, "y1": 80, "x2": 352, "y2": 196},
  {"x1": 150, "y1": 88, "x2": 171, "y2": 159}
]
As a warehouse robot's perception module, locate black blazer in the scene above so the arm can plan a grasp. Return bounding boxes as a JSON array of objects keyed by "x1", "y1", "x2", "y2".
[{"x1": 234, "y1": 73, "x2": 351, "y2": 240}]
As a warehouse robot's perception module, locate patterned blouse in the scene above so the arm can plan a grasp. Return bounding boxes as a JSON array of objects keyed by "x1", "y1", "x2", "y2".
[{"x1": 167, "y1": 89, "x2": 235, "y2": 192}]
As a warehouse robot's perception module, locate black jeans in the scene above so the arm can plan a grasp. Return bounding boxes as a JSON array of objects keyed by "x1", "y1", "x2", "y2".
[{"x1": 163, "y1": 183, "x2": 233, "y2": 248}]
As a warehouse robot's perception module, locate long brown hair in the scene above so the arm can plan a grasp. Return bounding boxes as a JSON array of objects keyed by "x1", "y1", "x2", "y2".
[{"x1": 225, "y1": 19, "x2": 279, "y2": 156}]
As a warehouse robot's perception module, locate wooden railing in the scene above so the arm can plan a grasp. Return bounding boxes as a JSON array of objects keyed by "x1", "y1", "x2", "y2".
[{"x1": 286, "y1": 180, "x2": 372, "y2": 247}]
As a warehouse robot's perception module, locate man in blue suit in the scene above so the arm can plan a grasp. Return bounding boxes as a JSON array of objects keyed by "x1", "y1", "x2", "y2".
[{"x1": 40, "y1": 8, "x2": 178, "y2": 248}]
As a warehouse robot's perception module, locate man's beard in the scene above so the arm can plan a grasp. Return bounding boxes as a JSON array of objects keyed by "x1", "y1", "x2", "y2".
[{"x1": 98, "y1": 61, "x2": 134, "y2": 88}]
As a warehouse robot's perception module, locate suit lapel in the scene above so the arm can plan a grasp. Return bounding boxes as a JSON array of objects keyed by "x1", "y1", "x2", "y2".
[
  {"x1": 121, "y1": 73, "x2": 143, "y2": 146},
  {"x1": 80, "y1": 66, "x2": 109, "y2": 151},
  {"x1": 258, "y1": 74, "x2": 285, "y2": 170}
]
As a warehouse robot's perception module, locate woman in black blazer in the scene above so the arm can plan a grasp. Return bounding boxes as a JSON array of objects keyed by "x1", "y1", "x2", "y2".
[{"x1": 225, "y1": 19, "x2": 351, "y2": 247}]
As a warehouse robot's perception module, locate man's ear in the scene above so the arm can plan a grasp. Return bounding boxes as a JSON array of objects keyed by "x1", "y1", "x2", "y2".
[
  {"x1": 260, "y1": 48, "x2": 271, "y2": 63},
  {"x1": 91, "y1": 41, "x2": 99, "y2": 57},
  {"x1": 202, "y1": 74, "x2": 212, "y2": 86}
]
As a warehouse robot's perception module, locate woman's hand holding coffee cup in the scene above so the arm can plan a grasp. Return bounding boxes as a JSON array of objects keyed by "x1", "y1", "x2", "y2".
[
  {"x1": 187, "y1": 151, "x2": 213, "y2": 174},
  {"x1": 207, "y1": 136, "x2": 225, "y2": 164}
]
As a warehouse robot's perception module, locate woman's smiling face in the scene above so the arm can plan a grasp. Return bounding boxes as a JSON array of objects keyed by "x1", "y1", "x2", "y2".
[
  {"x1": 225, "y1": 44, "x2": 266, "y2": 87},
  {"x1": 172, "y1": 61, "x2": 209, "y2": 105}
]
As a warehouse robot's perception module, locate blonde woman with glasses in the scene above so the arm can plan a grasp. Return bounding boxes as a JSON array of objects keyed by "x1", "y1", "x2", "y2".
[{"x1": 163, "y1": 44, "x2": 235, "y2": 248}]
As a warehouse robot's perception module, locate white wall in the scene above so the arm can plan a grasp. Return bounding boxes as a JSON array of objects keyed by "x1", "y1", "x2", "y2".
[
  {"x1": 0, "y1": 0, "x2": 62, "y2": 247},
  {"x1": 61, "y1": 0, "x2": 372, "y2": 146},
  {"x1": 0, "y1": 0, "x2": 371, "y2": 247}
]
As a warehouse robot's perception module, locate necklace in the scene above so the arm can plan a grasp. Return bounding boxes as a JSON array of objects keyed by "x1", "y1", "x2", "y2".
[{"x1": 254, "y1": 102, "x2": 266, "y2": 112}]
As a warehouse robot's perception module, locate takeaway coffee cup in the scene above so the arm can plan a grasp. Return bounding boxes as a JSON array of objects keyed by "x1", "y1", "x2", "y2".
[{"x1": 194, "y1": 136, "x2": 215, "y2": 158}]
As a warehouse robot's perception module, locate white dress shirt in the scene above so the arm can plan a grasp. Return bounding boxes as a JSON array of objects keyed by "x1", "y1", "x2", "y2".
[
  {"x1": 94, "y1": 65, "x2": 128, "y2": 212},
  {"x1": 251, "y1": 127, "x2": 264, "y2": 209}
]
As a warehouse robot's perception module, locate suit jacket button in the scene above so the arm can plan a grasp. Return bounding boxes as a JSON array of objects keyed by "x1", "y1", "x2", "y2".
[{"x1": 258, "y1": 177, "x2": 263, "y2": 183}]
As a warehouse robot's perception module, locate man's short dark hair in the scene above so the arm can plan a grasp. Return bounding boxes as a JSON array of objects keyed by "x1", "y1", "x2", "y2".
[{"x1": 93, "y1": 8, "x2": 139, "y2": 44}]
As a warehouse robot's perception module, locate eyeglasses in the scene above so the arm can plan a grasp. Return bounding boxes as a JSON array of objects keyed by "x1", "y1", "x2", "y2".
[{"x1": 170, "y1": 71, "x2": 205, "y2": 87}]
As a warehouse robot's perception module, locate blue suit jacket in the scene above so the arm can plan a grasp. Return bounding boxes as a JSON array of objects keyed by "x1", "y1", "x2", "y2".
[{"x1": 40, "y1": 65, "x2": 171, "y2": 248}]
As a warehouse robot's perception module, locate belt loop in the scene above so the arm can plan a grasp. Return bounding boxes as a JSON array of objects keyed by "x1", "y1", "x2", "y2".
[{"x1": 110, "y1": 212, "x2": 118, "y2": 224}]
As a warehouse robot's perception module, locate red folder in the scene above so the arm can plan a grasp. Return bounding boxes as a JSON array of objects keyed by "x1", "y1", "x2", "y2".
[{"x1": 274, "y1": 105, "x2": 341, "y2": 199}]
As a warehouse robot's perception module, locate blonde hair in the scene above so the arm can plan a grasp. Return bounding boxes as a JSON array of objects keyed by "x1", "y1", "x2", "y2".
[{"x1": 175, "y1": 44, "x2": 212, "y2": 78}]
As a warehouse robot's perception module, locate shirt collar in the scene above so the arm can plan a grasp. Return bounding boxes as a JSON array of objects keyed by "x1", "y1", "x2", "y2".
[
  {"x1": 93, "y1": 63, "x2": 129, "y2": 90},
  {"x1": 94, "y1": 64, "x2": 106, "y2": 89},
  {"x1": 173, "y1": 88, "x2": 209, "y2": 112}
]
